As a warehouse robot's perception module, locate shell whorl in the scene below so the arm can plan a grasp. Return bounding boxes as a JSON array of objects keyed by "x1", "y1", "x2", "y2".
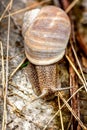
[{"x1": 23, "y1": 6, "x2": 71, "y2": 65}]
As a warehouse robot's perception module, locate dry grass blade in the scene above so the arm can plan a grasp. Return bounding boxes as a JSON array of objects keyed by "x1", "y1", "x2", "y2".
[
  {"x1": 3, "y1": 0, "x2": 50, "y2": 19},
  {"x1": 58, "y1": 95, "x2": 64, "y2": 130},
  {"x1": 70, "y1": 42, "x2": 87, "y2": 91},
  {"x1": 65, "y1": 0, "x2": 79, "y2": 13},
  {"x1": 0, "y1": 0, "x2": 13, "y2": 22},
  {"x1": 0, "y1": 41, "x2": 5, "y2": 130},
  {"x1": 9, "y1": 57, "x2": 26, "y2": 79},
  {"x1": 66, "y1": 55, "x2": 87, "y2": 91},
  {"x1": 43, "y1": 86, "x2": 83, "y2": 130},
  {"x1": 9, "y1": 0, "x2": 13, "y2": 10},
  {"x1": 0, "y1": 41, "x2": 5, "y2": 93},
  {"x1": 59, "y1": 92, "x2": 87, "y2": 130},
  {"x1": 7, "y1": 98, "x2": 25, "y2": 118},
  {"x1": 9, "y1": 81, "x2": 26, "y2": 95},
  {"x1": 1, "y1": 1, "x2": 21, "y2": 31},
  {"x1": 0, "y1": 2, "x2": 10, "y2": 22},
  {"x1": 9, "y1": 50, "x2": 24, "y2": 60},
  {"x1": 1, "y1": 11, "x2": 11, "y2": 130}
]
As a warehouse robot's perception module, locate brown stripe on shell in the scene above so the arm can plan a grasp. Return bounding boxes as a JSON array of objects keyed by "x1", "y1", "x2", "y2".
[
  {"x1": 24, "y1": 36, "x2": 67, "y2": 51},
  {"x1": 25, "y1": 30, "x2": 69, "y2": 50},
  {"x1": 25, "y1": 43, "x2": 65, "y2": 60}
]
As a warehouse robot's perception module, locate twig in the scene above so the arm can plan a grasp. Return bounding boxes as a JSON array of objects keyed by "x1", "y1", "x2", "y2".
[
  {"x1": 9, "y1": 0, "x2": 13, "y2": 10},
  {"x1": 2, "y1": 9, "x2": 11, "y2": 130},
  {"x1": 66, "y1": 55, "x2": 87, "y2": 91},
  {"x1": 3, "y1": 0, "x2": 50, "y2": 19},
  {"x1": 0, "y1": 41, "x2": 5, "y2": 94},
  {"x1": 0, "y1": 0, "x2": 13, "y2": 22},
  {"x1": 43, "y1": 86, "x2": 83, "y2": 130},
  {"x1": 9, "y1": 57, "x2": 26, "y2": 79},
  {"x1": 58, "y1": 95, "x2": 64, "y2": 130},
  {"x1": 68, "y1": 42, "x2": 81, "y2": 129},
  {"x1": 0, "y1": 41, "x2": 5, "y2": 120},
  {"x1": 70, "y1": 41, "x2": 87, "y2": 91},
  {"x1": 9, "y1": 50, "x2": 24, "y2": 60},
  {"x1": 1, "y1": 1, "x2": 21, "y2": 31},
  {"x1": 9, "y1": 81, "x2": 27, "y2": 95},
  {"x1": 65, "y1": 0, "x2": 79, "y2": 13},
  {"x1": 66, "y1": 117, "x2": 72, "y2": 130},
  {"x1": 7, "y1": 98, "x2": 25, "y2": 118},
  {"x1": 59, "y1": 92, "x2": 87, "y2": 130}
]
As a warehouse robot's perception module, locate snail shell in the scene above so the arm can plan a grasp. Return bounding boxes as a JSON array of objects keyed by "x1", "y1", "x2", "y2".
[
  {"x1": 23, "y1": 6, "x2": 71, "y2": 65},
  {"x1": 23, "y1": 6, "x2": 71, "y2": 100}
]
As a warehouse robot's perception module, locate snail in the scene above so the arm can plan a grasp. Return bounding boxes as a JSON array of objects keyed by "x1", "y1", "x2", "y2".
[{"x1": 22, "y1": 6, "x2": 71, "y2": 100}]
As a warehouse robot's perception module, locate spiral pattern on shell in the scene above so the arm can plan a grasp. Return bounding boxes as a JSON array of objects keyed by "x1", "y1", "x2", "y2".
[{"x1": 23, "y1": 6, "x2": 71, "y2": 65}]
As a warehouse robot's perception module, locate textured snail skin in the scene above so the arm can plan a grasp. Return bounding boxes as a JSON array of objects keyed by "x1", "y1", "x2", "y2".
[
  {"x1": 26, "y1": 62, "x2": 58, "y2": 100},
  {"x1": 23, "y1": 6, "x2": 71, "y2": 100}
]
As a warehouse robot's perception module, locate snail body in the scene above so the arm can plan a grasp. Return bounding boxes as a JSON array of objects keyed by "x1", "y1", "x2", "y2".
[
  {"x1": 27, "y1": 62, "x2": 58, "y2": 100},
  {"x1": 23, "y1": 6, "x2": 71, "y2": 100}
]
